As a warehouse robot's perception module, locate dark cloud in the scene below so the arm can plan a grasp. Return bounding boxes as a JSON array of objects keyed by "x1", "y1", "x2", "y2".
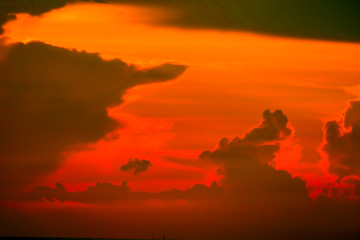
[
  {"x1": 244, "y1": 109, "x2": 292, "y2": 142},
  {"x1": 0, "y1": 1, "x2": 112, "y2": 34},
  {"x1": 199, "y1": 109, "x2": 308, "y2": 202},
  {"x1": 23, "y1": 181, "x2": 130, "y2": 203},
  {"x1": 24, "y1": 182, "x2": 68, "y2": 202},
  {"x1": 0, "y1": 41, "x2": 186, "y2": 195},
  {"x1": 10, "y1": 179, "x2": 360, "y2": 239},
  {"x1": 20, "y1": 180, "x2": 222, "y2": 203},
  {"x1": 1, "y1": 1, "x2": 359, "y2": 42},
  {"x1": 120, "y1": 158, "x2": 152, "y2": 175},
  {"x1": 105, "y1": 0, "x2": 360, "y2": 42},
  {"x1": 312, "y1": 197, "x2": 360, "y2": 239},
  {"x1": 323, "y1": 100, "x2": 360, "y2": 177},
  {"x1": 320, "y1": 175, "x2": 360, "y2": 199},
  {"x1": 0, "y1": 0, "x2": 72, "y2": 34},
  {"x1": 72, "y1": 181, "x2": 131, "y2": 203}
]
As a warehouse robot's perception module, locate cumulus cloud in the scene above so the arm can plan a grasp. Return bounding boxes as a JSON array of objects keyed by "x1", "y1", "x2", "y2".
[
  {"x1": 0, "y1": 41, "x2": 186, "y2": 195},
  {"x1": 120, "y1": 158, "x2": 152, "y2": 175},
  {"x1": 244, "y1": 109, "x2": 292, "y2": 142},
  {"x1": 199, "y1": 109, "x2": 308, "y2": 200},
  {"x1": 323, "y1": 100, "x2": 360, "y2": 177}
]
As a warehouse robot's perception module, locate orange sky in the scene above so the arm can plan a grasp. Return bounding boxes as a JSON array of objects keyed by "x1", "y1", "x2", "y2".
[
  {"x1": 3, "y1": 1, "x2": 360, "y2": 239},
  {"x1": 3, "y1": 2, "x2": 360, "y2": 194}
]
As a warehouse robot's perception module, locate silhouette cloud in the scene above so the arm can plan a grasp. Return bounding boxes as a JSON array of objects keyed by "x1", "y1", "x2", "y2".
[
  {"x1": 323, "y1": 100, "x2": 360, "y2": 177},
  {"x1": 244, "y1": 109, "x2": 292, "y2": 142},
  {"x1": 105, "y1": 0, "x2": 360, "y2": 42},
  {"x1": 1, "y1": 1, "x2": 359, "y2": 42},
  {"x1": 0, "y1": 41, "x2": 186, "y2": 195},
  {"x1": 199, "y1": 109, "x2": 307, "y2": 200},
  {"x1": 120, "y1": 158, "x2": 152, "y2": 175}
]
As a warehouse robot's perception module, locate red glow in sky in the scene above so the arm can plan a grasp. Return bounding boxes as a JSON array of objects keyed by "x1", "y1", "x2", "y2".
[{"x1": 1, "y1": 1, "x2": 360, "y2": 239}]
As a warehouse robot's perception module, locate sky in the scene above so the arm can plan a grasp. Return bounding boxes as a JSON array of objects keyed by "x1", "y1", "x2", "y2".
[{"x1": 1, "y1": 1, "x2": 360, "y2": 239}]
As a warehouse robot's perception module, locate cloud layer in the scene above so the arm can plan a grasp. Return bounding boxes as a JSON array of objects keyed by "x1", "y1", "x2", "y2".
[
  {"x1": 1, "y1": 1, "x2": 359, "y2": 42},
  {"x1": 105, "y1": 0, "x2": 360, "y2": 42}
]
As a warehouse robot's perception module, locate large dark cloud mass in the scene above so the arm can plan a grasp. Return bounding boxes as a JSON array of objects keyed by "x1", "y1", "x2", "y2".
[
  {"x1": 323, "y1": 100, "x2": 360, "y2": 177},
  {"x1": 1, "y1": 1, "x2": 359, "y2": 42},
  {"x1": 0, "y1": 41, "x2": 186, "y2": 194},
  {"x1": 105, "y1": 0, "x2": 360, "y2": 42}
]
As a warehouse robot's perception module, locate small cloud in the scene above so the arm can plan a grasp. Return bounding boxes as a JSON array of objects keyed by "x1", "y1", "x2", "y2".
[{"x1": 120, "y1": 158, "x2": 152, "y2": 175}]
